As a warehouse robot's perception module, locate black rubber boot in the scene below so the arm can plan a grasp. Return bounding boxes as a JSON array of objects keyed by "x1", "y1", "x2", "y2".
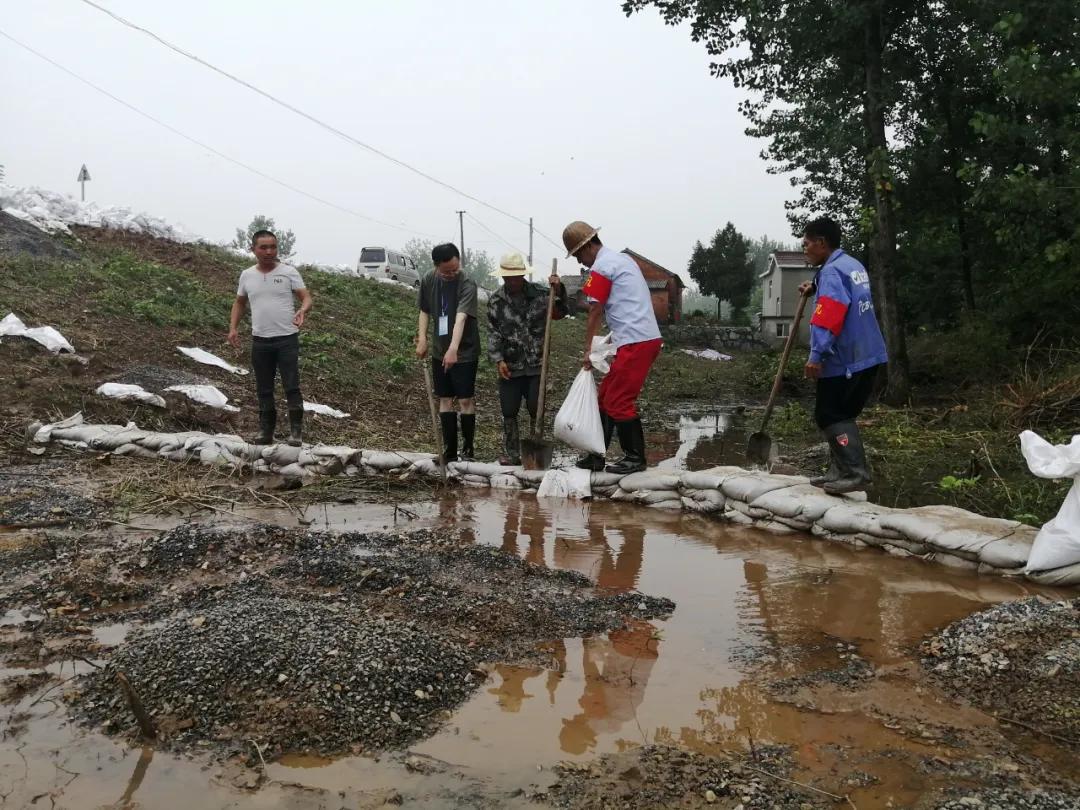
[
  {"x1": 606, "y1": 418, "x2": 647, "y2": 475},
  {"x1": 439, "y1": 411, "x2": 458, "y2": 462},
  {"x1": 459, "y1": 413, "x2": 476, "y2": 462},
  {"x1": 575, "y1": 412, "x2": 614, "y2": 471},
  {"x1": 499, "y1": 417, "x2": 521, "y2": 466},
  {"x1": 823, "y1": 421, "x2": 871, "y2": 494},
  {"x1": 287, "y1": 408, "x2": 304, "y2": 447},
  {"x1": 809, "y1": 441, "x2": 842, "y2": 487},
  {"x1": 251, "y1": 409, "x2": 276, "y2": 445}
]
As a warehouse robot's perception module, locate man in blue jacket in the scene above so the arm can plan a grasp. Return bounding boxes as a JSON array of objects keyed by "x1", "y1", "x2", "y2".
[{"x1": 799, "y1": 217, "x2": 888, "y2": 494}]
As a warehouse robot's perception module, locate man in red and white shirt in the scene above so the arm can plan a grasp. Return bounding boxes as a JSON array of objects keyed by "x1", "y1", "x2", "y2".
[{"x1": 563, "y1": 220, "x2": 663, "y2": 474}]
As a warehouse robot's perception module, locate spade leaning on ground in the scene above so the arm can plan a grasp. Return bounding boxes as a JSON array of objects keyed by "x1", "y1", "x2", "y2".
[{"x1": 227, "y1": 229, "x2": 313, "y2": 446}]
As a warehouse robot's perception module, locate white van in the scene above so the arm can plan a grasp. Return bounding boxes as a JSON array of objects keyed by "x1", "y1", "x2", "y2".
[{"x1": 357, "y1": 247, "x2": 421, "y2": 287}]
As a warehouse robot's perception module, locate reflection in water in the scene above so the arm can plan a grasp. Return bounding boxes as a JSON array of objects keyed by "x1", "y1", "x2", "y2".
[
  {"x1": 654, "y1": 412, "x2": 734, "y2": 470},
  {"x1": 115, "y1": 746, "x2": 154, "y2": 809}
]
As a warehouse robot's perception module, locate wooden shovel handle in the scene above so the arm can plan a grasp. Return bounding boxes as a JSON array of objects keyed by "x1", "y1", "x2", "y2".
[
  {"x1": 533, "y1": 258, "x2": 558, "y2": 439},
  {"x1": 758, "y1": 290, "x2": 811, "y2": 433}
]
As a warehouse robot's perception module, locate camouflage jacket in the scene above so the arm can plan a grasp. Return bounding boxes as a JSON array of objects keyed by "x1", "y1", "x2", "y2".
[{"x1": 486, "y1": 281, "x2": 568, "y2": 377}]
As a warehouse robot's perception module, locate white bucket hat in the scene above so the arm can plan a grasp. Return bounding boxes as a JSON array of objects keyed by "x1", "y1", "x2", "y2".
[{"x1": 496, "y1": 252, "x2": 532, "y2": 277}]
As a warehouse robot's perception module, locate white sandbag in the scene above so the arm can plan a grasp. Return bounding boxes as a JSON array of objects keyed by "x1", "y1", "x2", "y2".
[
  {"x1": 725, "y1": 498, "x2": 772, "y2": 520},
  {"x1": 679, "y1": 470, "x2": 733, "y2": 491},
  {"x1": 758, "y1": 520, "x2": 798, "y2": 534},
  {"x1": 263, "y1": 445, "x2": 303, "y2": 466},
  {"x1": 592, "y1": 485, "x2": 619, "y2": 499},
  {"x1": 750, "y1": 484, "x2": 847, "y2": 522},
  {"x1": 723, "y1": 509, "x2": 756, "y2": 526},
  {"x1": 452, "y1": 461, "x2": 519, "y2": 477},
  {"x1": 590, "y1": 471, "x2": 625, "y2": 488},
  {"x1": 462, "y1": 474, "x2": 491, "y2": 486},
  {"x1": 818, "y1": 501, "x2": 902, "y2": 539},
  {"x1": 33, "y1": 412, "x2": 84, "y2": 443},
  {"x1": 515, "y1": 469, "x2": 548, "y2": 486},
  {"x1": 553, "y1": 369, "x2": 605, "y2": 455},
  {"x1": 490, "y1": 474, "x2": 522, "y2": 490},
  {"x1": 95, "y1": 383, "x2": 167, "y2": 408},
  {"x1": 810, "y1": 525, "x2": 870, "y2": 549},
  {"x1": 278, "y1": 462, "x2": 314, "y2": 479},
  {"x1": 681, "y1": 489, "x2": 726, "y2": 514},
  {"x1": 1, "y1": 312, "x2": 75, "y2": 353},
  {"x1": 361, "y1": 450, "x2": 414, "y2": 471},
  {"x1": 769, "y1": 515, "x2": 814, "y2": 532},
  {"x1": 537, "y1": 467, "x2": 592, "y2": 500},
  {"x1": 310, "y1": 445, "x2": 362, "y2": 466},
  {"x1": 1020, "y1": 430, "x2": 1080, "y2": 573},
  {"x1": 304, "y1": 401, "x2": 350, "y2": 419},
  {"x1": 164, "y1": 385, "x2": 240, "y2": 412},
  {"x1": 177, "y1": 346, "x2": 249, "y2": 375},
  {"x1": 112, "y1": 443, "x2": 160, "y2": 460},
  {"x1": 589, "y1": 334, "x2": 617, "y2": 374},
  {"x1": 618, "y1": 471, "x2": 681, "y2": 492},
  {"x1": 648, "y1": 499, "x2": 684, "y2": 510},
  {"x1": 1025, "y1": 561, "x2": 1080, "y2": 587},
  {"x1": 721, "y1": 472, "x2": 807, "y2": 504}
]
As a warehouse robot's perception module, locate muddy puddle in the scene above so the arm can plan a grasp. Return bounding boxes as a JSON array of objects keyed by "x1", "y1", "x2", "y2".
[{"x1": 4, "y1": 484, "x2": 1074, "y2": 809}]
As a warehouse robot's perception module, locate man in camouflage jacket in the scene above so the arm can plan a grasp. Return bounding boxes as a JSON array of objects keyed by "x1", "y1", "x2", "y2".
[{"x1": 487, "y1": 253, "x2": 569, "y2": 465}]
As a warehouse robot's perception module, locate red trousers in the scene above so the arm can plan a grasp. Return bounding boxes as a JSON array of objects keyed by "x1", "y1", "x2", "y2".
[{"x1": 598, "y1": 338, "x2": 663, "y2": 421}]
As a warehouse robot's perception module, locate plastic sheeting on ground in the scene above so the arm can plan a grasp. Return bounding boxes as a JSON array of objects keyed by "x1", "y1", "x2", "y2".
[
  {"x1": 304, "y1": 402, "x2": 350, "y2": 419},
  {"x1": 1, "y1": 313, "x2": 75, "y2": 354},
  {"x1": 177, "y1": 346, "x2": 249, "y2": 375},
  {"x1": 26, "y1": 414, "x2": 1076, "y2": 588},
  {"x1": 95, "y1": 383, "x2": 166, "y2": 408},
  {"x1": 681, "y1": 349, "x2": 733, "y2": 362},
  {"x1": 164, "y1": 385, "x2": 240, "y2": 412}
]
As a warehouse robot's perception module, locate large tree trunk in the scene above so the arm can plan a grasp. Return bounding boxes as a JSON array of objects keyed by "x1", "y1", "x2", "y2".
[{"x1": 863, "y1": 0, "x2": 911, "y2": 404}]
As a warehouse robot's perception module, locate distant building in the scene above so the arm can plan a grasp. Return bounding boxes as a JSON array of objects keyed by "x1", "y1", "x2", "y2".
[{"x1": 759, "y1": 251, "x2": 815, "y2": 347}]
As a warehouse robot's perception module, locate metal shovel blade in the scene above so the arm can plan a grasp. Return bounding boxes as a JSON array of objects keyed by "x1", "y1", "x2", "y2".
[
  {"x1": 746, "y1": 431, "x2": 774, "y2": 468},
  {"x1": 520, "y1": 437, "x2": 554, "y2": 471}
]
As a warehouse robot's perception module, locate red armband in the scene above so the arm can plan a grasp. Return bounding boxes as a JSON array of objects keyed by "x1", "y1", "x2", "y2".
[
  {"x1": 810, "y1": 296, "x2": 847, "y2": 336},
  {"x1": 582, "y1": 271, "x2": 612, "y2": 304}
]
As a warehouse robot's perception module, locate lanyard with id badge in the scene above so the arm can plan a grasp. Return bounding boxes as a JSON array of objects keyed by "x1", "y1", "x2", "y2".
[{"x1": 438, "y1": 280, "x2": 452, "y2": 337}]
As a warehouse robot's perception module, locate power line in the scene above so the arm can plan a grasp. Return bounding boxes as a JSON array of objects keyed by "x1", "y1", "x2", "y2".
[
  {"x1": 465, "y1": 211, "x2": 528, "y2": 258},
  {"x1": 77, "y1": 0, "x2": 565, "y2": 250},
  {"x1": 0, "y1": 28, "x2": 436, "y2": 238}
]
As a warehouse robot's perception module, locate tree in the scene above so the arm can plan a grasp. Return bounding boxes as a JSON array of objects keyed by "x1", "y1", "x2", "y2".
[
  {"x1": 686, "y1": 223, "x2": 755, "y2": 323},
  {"x1": 232, "y1": 215, "x2": 296, "y2": 259},
  {"x1": 402, "y1": 237, "x2": 497, "y2": 291},
  {"x1": 624, "y1": 0, "x2": 914, "y2": 401}
]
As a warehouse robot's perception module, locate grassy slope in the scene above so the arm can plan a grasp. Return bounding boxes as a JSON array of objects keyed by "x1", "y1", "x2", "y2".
[
  {"x1": 0, "y1": 227, "x2": 740, "y2": 461},
  {"x1": 0, "y1": 226, "x2": 1069, "y2": 522}
]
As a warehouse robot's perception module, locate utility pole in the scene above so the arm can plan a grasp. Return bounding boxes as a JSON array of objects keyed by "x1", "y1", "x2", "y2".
[
  {"x1": 528, "y1": 217, "x2": 534, "y2": 266},
  {"x1": 456, "y1": 210, "x2": 466, "y2": 268}
]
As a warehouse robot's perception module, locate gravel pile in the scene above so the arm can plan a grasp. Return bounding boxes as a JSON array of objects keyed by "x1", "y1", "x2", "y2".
[
  {"x1": 921, "y1": 597, "x2": 1080, "y2": 742},
  {"x1": 0, "y1": 466, "x2": 100, "y2": 527},
  {"x1": 544, "y1": 744, "x2": 826, "y2": 809},
  {"x1": 112, "y1": 364, "x2": 209, "y2": 391},
  {"x1": 74, "y1": 593, "x2": 478, "y2": 756},
  {"x1": 933, "y1": 788, "x2": 1080, "y2": 809}
]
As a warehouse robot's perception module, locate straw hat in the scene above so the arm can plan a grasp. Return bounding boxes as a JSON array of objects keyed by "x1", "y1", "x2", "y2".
[
  {"x1": 496, "y1": 252, "x2": 531, "y2": 277},
  {"x1": 562, "y1": 221, "x2": 600, "y2": 258}
]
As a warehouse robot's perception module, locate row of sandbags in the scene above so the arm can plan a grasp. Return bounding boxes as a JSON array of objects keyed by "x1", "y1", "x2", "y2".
[{"x1": 27, "y1": 414, "x2": 1078, "y2": 587}]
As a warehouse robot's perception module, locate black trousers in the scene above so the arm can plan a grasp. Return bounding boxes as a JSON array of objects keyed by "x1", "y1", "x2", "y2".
[
  {"x1": 252, "y1": 333, "x2": 302, "y2": 413},
  {"x1": 499, "y1": 375, "x2": 540, "y2": 419},
  {"x1": 814, "y1": 365, "x2": 879, "y2": 429}
]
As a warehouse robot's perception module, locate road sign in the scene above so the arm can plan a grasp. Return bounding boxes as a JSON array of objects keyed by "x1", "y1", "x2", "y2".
[{"x1": 77, "y1": 164, "x2": 91, "y2": 201}]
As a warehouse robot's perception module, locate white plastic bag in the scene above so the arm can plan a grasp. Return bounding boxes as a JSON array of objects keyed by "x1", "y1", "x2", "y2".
[
  {"x1": 177, "y1": 346, "x2": 249, "y2": 375},
  {"x1": 553, "y1": 369, "x2": 606, "y2": 455},
  {"x1": 95, "y1": 383, "x2": 166, "y2": 408},
  {"x1": 164, "y1": 384, "x2": 240, "y2": 412},
  {"x1": 589, "y1": 334, "x2": 617, "y2": 375},
  {"x1": 1020, "y1": 430, "x2": 1080, "y2": 572}
]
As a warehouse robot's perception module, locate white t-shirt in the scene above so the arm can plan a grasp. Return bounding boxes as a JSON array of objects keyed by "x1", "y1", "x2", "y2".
[
  {"x1": 582, "y1": 246, "x2": 662, "y2": 347},
  {"x1": 237, "y1": 263, "x2": 306, "y2": 338}
]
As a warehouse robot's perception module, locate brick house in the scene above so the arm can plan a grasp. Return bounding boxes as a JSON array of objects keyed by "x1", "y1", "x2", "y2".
[{"x1": 560, "y1": 248, "x2": 685, "y2": 325}]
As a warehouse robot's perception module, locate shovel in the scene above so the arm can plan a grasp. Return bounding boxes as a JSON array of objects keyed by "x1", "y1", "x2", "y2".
[
  {"x1": 746, "y1": 289, "x2": 812, "y2": 468},
  {"x1": 422, "y1": 358, "x2": 447, "y2": 483},
  {"x1": 520, "y1": 259, "x2": 558, "y2": 470}
]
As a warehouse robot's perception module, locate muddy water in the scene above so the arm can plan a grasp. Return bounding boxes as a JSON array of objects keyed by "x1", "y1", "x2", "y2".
[{"x1": 1, "y1": 491, "x2": 1069, "y2": 808}]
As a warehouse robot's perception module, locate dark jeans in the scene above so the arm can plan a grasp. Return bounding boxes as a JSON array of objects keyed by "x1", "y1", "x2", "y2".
[
  {"x1": 499, "y1": 374, "x2": 540, "y2": 419},
  {"x1": 814, "y1": 365, "x2": 880, "y2": 429},
  {"x1": 252, "y1": 333, "x2": 302, "y2": 413}
]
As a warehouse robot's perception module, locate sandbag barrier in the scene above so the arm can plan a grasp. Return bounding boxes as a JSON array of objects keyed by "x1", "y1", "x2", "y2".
[{"x1": 27, "y1": 413, "x2": 1079, "y2": 588}]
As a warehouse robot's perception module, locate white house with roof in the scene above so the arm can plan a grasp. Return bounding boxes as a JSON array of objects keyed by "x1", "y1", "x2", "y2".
[{"x1": 759, "y1": 250, "x2": 816, "y2": 347}]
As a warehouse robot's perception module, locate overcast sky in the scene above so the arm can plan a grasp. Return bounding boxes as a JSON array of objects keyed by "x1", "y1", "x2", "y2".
[{"x1": 1, "y1": 0, "x2": 795, "y2": 278}]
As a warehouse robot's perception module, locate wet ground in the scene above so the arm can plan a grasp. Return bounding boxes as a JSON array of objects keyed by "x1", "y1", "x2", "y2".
[{"x1": 2, "y1": 407, "x2": 1079, "y2": 808}]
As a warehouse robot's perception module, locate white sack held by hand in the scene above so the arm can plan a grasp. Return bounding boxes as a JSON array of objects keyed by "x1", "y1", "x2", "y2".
[
  {"x1": 1020, "y1": 430, "x2": 1080, "y2": 572},
  {"x1": 553, "y1": 369, "x2": 606, "y2": 455},
  {"x1": 589, "y1": 334, "x2": 617, "y2": 375}
]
